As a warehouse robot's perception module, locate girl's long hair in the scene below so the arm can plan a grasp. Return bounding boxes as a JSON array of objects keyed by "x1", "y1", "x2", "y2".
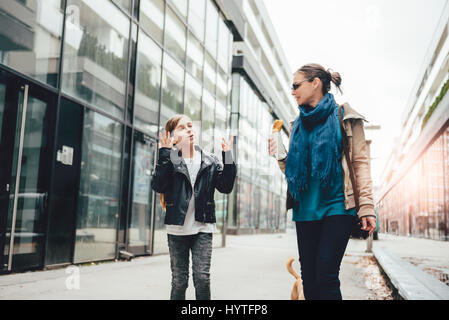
[{"x1": 159, "y1": 114, "x2": 190, "y2": 211}]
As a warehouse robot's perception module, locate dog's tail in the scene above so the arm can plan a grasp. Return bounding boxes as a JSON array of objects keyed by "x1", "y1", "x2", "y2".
[{"x1": 286, "y1": 257, "x2": 301, "y2": 280}]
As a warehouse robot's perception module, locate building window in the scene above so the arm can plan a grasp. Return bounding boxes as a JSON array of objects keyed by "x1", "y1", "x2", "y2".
[
  {"x1": 160, "y1": 53, "x2": 184, "y2": 124},
  {"x1": 168, "y1": 0, "x2": 187, "y2": 20},
  {"x1": 184, "y1": 73, "x2": 202, "y2": 123},
  {"x1": 74, "y1": 109, "x2": 123, "y2": 263},
  {"x1": 186, "y1": 32, "x2": 204, "y2": 81},
  {"x1": 62, "y1": 0, "x2": 130, "y2": 119},
  {"x1": 164, "y1": 6, "x2": 187, "y2": 65},
  {"x1": 0, "y1": 0, "x2": 64, "y2": 87},
  {"x1": 139, "y1": 0, "x2": 164, "y2": 44},
  {"x1": 188, "y1": 0, "x2": 206, "y2": 42},
  {"x1": 134, "y1": 30, "x2": 162, "y2": 135},
  {"x1": 204, "y1": 0, "x2": 218, "y2": 59}
]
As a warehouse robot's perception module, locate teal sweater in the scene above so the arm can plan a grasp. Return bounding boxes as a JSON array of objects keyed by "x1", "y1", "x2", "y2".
[{"x1": 292, "y1": 106, "x2": 357, "y2": 221}]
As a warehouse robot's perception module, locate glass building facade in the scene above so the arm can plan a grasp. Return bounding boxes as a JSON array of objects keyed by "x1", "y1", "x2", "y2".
[
  {"x1": 0, "y1": 0, "x2": 237, "y2": 273},
  {"x1": 377, "y1": 125, "x2": 449, "y2": 240},
  {"x1": 227, "y1": 73, "x2": 288, "y2": 234}
]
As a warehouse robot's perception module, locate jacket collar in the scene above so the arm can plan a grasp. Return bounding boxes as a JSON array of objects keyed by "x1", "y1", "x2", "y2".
[{"x1": 171, "y1": 145, "x2": 214, "y2": 183}]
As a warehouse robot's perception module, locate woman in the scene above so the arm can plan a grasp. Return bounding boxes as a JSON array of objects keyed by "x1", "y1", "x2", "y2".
[
  {"x1": 151, "y1": 114, "x2": 236, "y2": 300},
  {"x1": 268, "y1": 63, "x2": 376, "y2": 300}
]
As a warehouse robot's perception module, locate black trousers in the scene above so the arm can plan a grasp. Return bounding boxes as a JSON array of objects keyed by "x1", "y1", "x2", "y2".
[{"x1": 295, "y1": 215, "x2": 356, "y2": 300}]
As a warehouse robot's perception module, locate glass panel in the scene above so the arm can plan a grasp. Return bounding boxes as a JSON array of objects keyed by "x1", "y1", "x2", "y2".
[
  {"x1": 74, "y1": 110, "x2": 123, "y2": 263},
  {"x1": 184, "y1": 73, "x2": 202, "y2": 123},
  {"x1": 201, "y1": 89, "x2": 214, "y2": 152},
  {"x1": 4, "y1": 90, "x2": 50, "y2": 270},
  {"x1": 0, "y1": 0, "x2": 64, "y2": 87},
  {"x1": 186, "y1": 32, "x2": 203, "y2": 81},
  {"x1": 129, "y1": 131, "x2": 155, "y2": 250},
  {"x1": 188, "y1": 0, "x2": 206, "y2": 41},
  {"x1": 169, "y1": 0, "x2": 187, "y2": 19},
  {"x1": 217, "y1": 18, "x2": 230, "y2": 71},
  {"x1": 164, "y1": 6, "x2": 186, "y2": 65},
  {"x1": 204, "y1": 0, "x2": 218, "y2": 58},
  {"x1": 139, "y1": 0, "x2": 164, "y2": 44},
  {"x1": 204, "y1": 53, "x2": 216, "y2": 95},
  {"x1": 152, "y1": 193, "x2": 168, "y2": 254},
  {"x1": 63, "y1": 0, "x2": 130, "y2": 119},
  {"x1": 114, "y1": 0, "x2": 132, "y2": 13},
  {"x1": 134, "y1": 31, "x2": 162, "y2": 135},
  {"x1": 160, "y1": 53, "x2": 184, "y2": 125},
  {"x1": 216, "y1": 67, "x2": 227, "y2": 106},
  {"x1": 127, "y1": 23, "x2": 138, "y2": 123}
]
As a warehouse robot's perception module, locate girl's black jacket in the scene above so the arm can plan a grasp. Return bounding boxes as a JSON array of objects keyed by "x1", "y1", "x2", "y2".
[{"x1": 151, "y1": 145, "x2": 237, "y2": 226}]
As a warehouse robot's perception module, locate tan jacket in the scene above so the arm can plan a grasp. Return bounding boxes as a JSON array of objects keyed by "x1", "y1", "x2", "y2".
[{"x1": 277, "y1": 102, "x2": 375, "y2": 219}]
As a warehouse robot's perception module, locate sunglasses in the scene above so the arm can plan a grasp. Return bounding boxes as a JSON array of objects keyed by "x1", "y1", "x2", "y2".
[{"x1": 291, "y1": 79, "x2": 309, "y2": 90}]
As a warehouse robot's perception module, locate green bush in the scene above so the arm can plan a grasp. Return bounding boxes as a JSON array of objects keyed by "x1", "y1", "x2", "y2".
[{"x1": 422, "y1": 74, "x2": 449, "y2": 130}]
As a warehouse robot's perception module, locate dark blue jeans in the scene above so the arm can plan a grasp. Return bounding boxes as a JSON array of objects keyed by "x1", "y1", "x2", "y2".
[
  {"x1": 167, "y1": 232, "x2": 212, "y2": 300},
  {"x1": 295, "y1": 215, "x2": 355, "y2": 300}
]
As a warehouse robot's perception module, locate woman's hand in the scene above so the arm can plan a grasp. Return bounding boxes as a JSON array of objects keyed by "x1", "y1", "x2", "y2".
[
  {"x1": 268, "y1": 136, "x2": 277, "y2": 156},
  {"x1": 159, "y1": 130, "x2": 181, "y2": 149},
  {"x1": 222, "y1": 134, "x2": 234, "y2": 152},
  {"x1": 361, "y1": 216, "x2": 376, "y2": 236}
]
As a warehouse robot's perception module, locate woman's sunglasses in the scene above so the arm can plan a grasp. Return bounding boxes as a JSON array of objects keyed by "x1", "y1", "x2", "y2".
[{"x1": 291, "y1": 79, "x2": 309, "y2": 90}]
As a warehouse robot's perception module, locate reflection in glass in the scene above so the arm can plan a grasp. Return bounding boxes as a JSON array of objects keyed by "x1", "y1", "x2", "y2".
[
  {"x1": 164, "y1": 6, "x2": 187, "y2": 65},
  {"x1": 4, "y1": 93, "x2": 50, "y2": 270},
  {"x1": 169, "y1": 0, "x2": 188, "y2": 19},
  {"x1": 140, "y1": 0, "x2": 164, "y2": 44},
  {"x1": 184, "y1": 73, "x2": 202, "y2": 123},
  {"x1": 202, "y1": 89, "x2": 215, "y2": 152},
  {"x1": 134, "y1": 31, "x2": 162, "y2": 135},
  {"x1": 186, "y1": 33, "x2": 204, "y2": 81},
  {"x1": 160, "y1": 53, "x2": 184, "y2": 125},
  {"x1": 0, "y1": 0, "x2": 64, "y2": 87},
  {"x1": 62, "y1": 0, "x2": 130, "y2": 119},
  {"x1": 204, "y1": 53, "x2": 216, "y2": 95},
  {"x1": 217, "y1": 18, "x2": 231, "y2": 72},
  {"x1": 204, "y1": 0, "x2": 218, "y2": 58},
  {"x1": 188, "y1": 0, "x2": 206, "y2": 41},
  {"x1": 114, "y1": 0, "x2": 132, "y2": 13},
  {"x1": 152, "y1": 193, "x2": 169, "y2": 254},
  {"x1": 74, "y1": 110, "x2": 123, "y2": 263},
  {"x1": 129, "y1": 131, "x2": 154, "y2": 250},
  {"x1": 216, "y1": 67, "x2": 228, "y2": 106}
]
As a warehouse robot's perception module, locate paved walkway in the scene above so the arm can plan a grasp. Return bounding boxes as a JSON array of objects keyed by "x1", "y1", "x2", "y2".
[{"x1": 0, "y1": 229, "x2": 391, "y2": 300}]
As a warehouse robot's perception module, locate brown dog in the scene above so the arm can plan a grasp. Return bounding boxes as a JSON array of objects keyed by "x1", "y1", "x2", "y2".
[{"x1": 286, "y1": 257, "x2": 305, "y2": 300}]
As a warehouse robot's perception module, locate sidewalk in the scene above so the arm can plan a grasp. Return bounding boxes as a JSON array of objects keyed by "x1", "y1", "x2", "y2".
[
  {"x1": 0, "y1": 229, "x2": 391, "y2": 300},
  {"x1": 372, "y1": 233, "x2": 449, "y2": 299}
]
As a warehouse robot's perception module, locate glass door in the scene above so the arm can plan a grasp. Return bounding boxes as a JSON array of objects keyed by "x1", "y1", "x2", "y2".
[
  {"x1": 127, "y1": 131, "x2": 156, "y2": 255},
  {"x1": 0, "y1": 71, "x2": 55, "y2": 272}
]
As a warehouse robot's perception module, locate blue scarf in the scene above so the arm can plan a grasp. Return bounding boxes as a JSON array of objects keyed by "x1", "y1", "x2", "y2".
[{"x1": 285, "y1": 93, "x2": 341, "y2": 201}]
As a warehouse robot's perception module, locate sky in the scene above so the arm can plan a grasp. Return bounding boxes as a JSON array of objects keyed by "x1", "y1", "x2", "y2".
[{"x1": 263, "y1": 0, "x2": 448, "y2": 187}]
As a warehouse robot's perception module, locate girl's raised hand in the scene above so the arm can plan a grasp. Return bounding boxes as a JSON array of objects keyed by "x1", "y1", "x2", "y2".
[
  {"x1": 221, "y1": 134, "x2": 234, "y2": 152},
  {"x1": 159, "y1": 130, "x2": 181, "y2": 149}
]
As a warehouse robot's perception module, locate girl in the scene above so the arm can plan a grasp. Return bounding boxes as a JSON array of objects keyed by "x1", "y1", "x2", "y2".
[
  {"x1": 269, "y1": 63, "x2": 376, "y2": 300},
  {"x1": 151, "y1": 114, "x2": 236, "y2": 300}
]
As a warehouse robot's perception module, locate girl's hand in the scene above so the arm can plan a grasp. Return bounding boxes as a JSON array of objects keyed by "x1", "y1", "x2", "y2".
[
  {"x1": 159, "y1": 130, "x2": 181, "y2": 149},
  {"x1": 222, "y1": 134, "x2": 234, "y2": 152}
]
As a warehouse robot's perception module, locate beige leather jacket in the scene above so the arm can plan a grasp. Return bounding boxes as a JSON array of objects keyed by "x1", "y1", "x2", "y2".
[{"x1": 277, "y1": 102, "x2": 375, "y2": 219}]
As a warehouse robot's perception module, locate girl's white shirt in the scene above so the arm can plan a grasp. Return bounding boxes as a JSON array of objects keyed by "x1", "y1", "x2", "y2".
[{"x1": 165, "y1": 150, "x2": 218, "y2": 235}]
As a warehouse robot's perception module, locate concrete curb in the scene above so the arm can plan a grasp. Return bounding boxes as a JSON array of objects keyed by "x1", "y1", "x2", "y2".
[{"x1": 373, "y1": 247, "x2": 449, "y2": 300}]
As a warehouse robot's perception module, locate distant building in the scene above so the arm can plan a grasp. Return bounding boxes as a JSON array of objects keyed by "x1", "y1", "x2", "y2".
[{"x1": 377, "y1": 1, "x2": 449, "y2": 240}]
